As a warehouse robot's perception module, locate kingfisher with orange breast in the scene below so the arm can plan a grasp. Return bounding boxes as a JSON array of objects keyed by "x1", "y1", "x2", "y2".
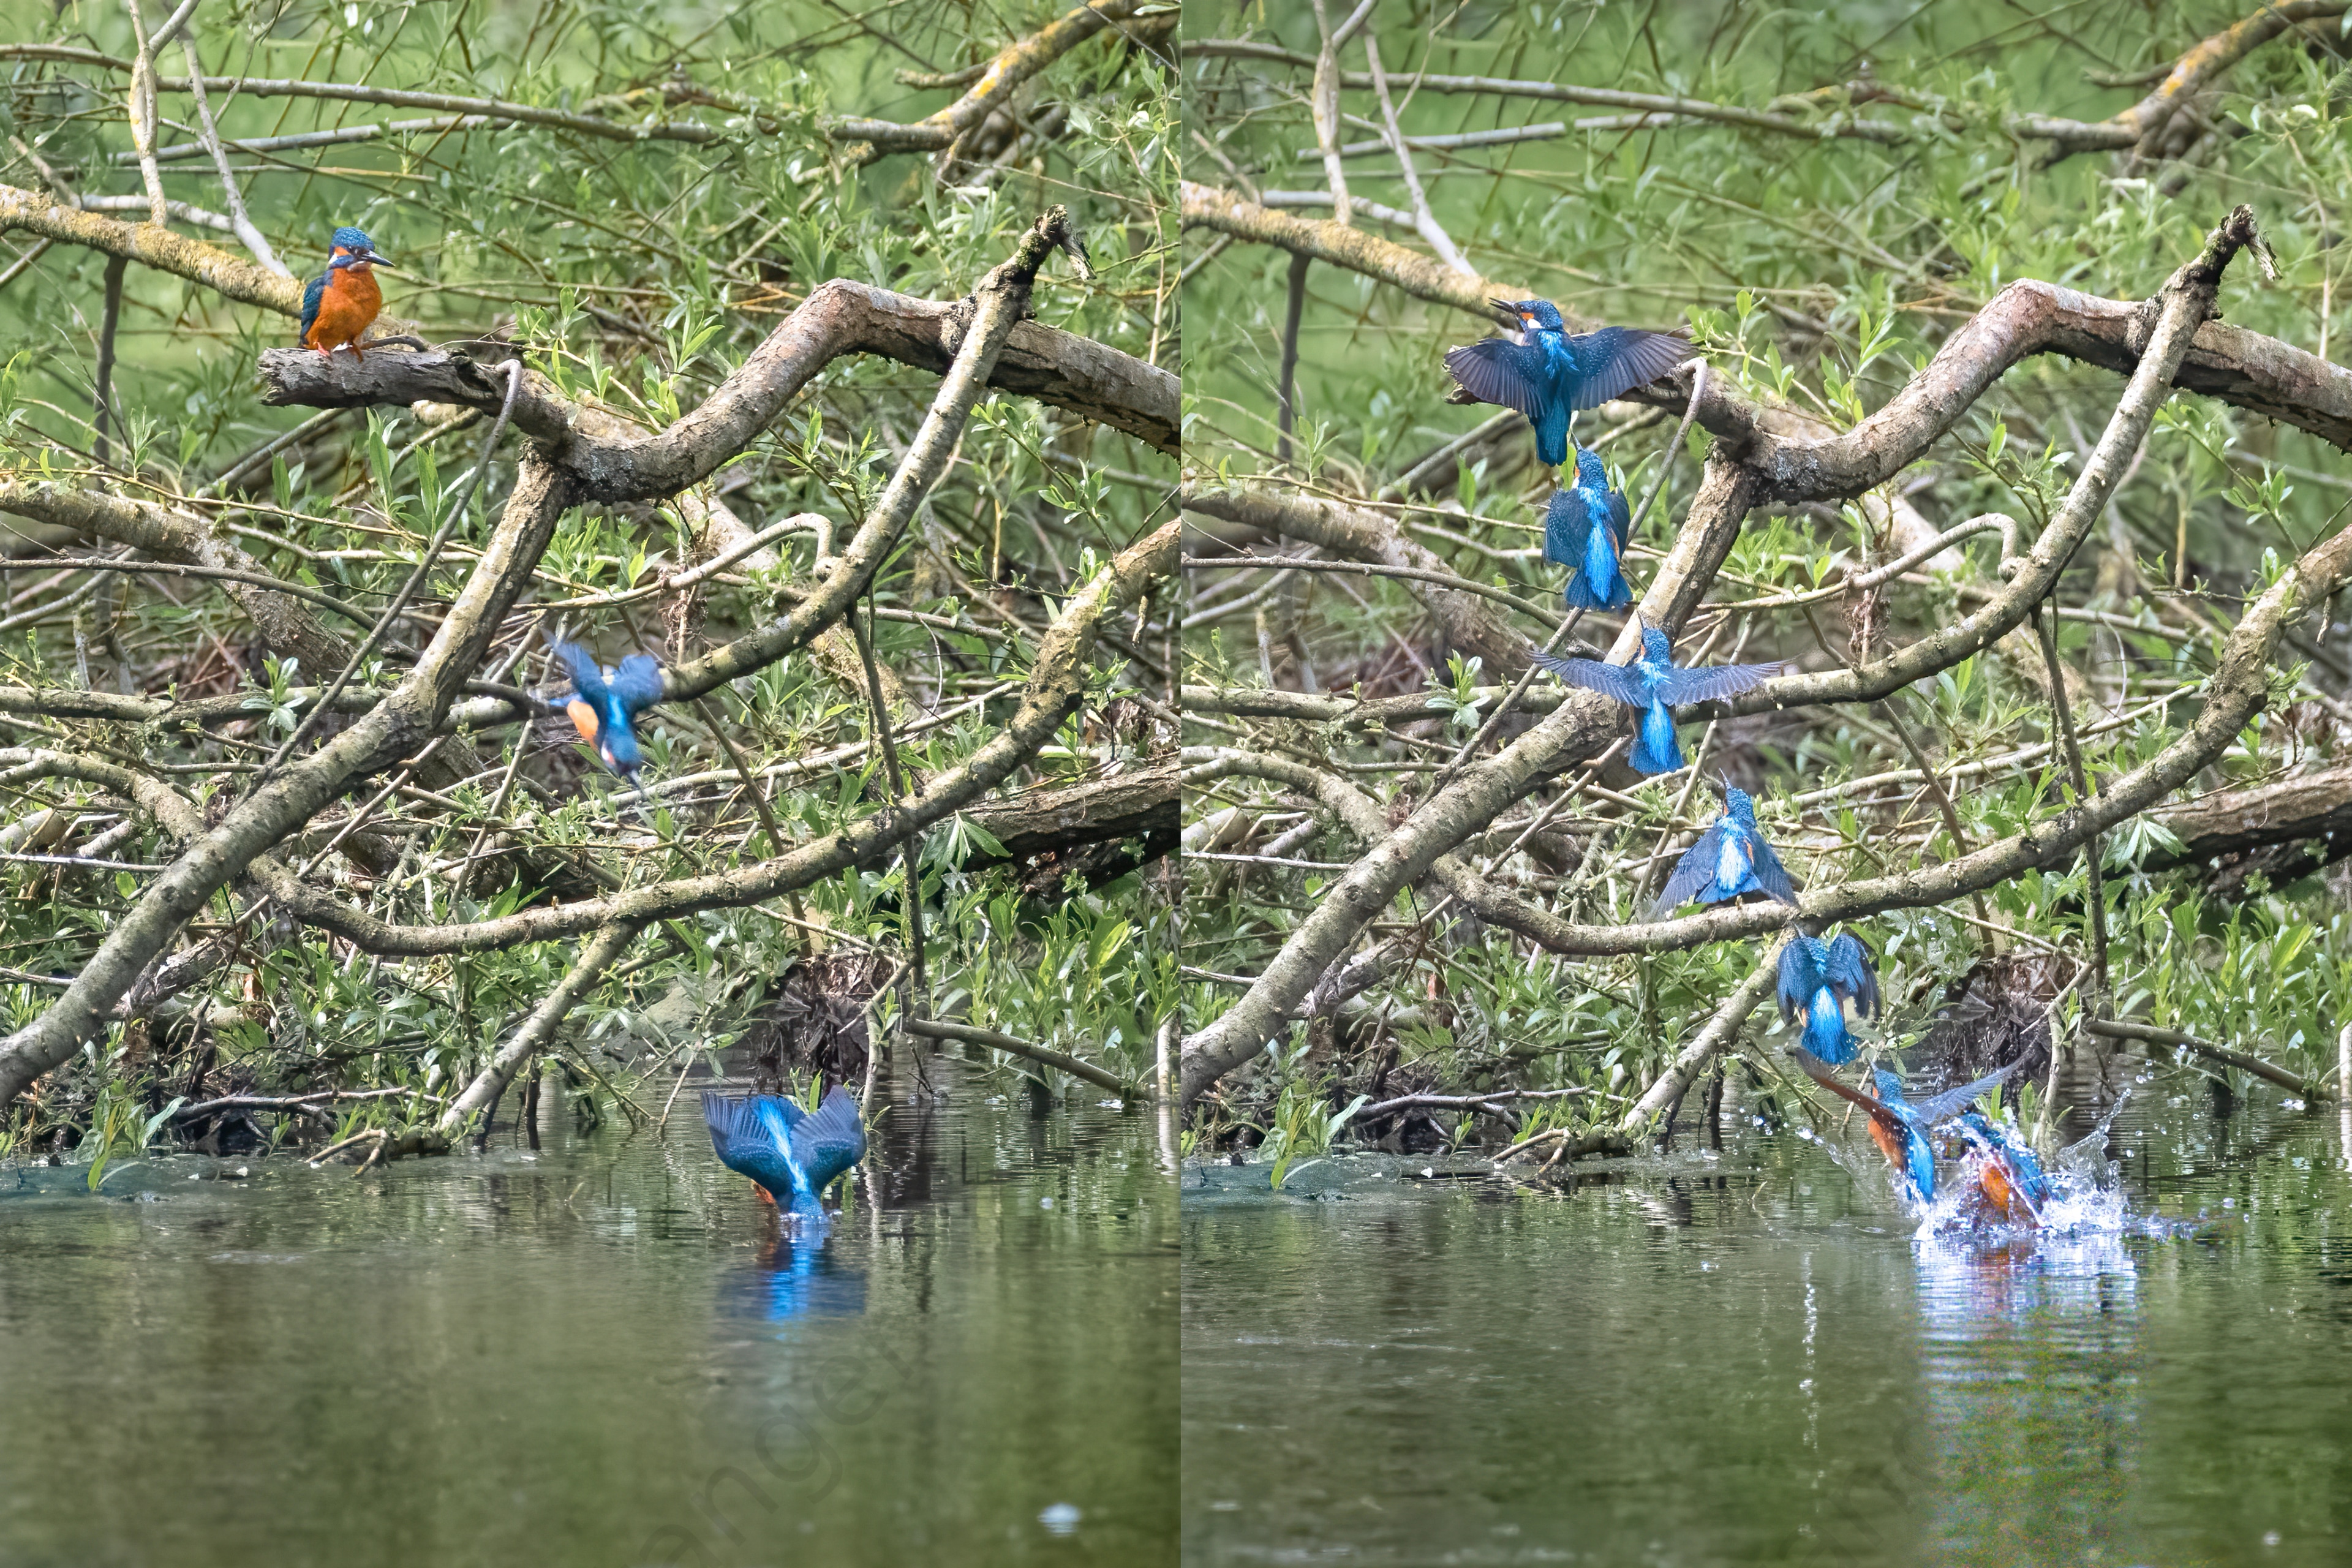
[{"x1": 298, "y1": 226, "x2": 390, "y2": 360}]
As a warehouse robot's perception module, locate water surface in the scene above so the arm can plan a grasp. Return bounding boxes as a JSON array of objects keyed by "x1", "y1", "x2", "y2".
[
  {"x1": 1183, "y1": 1069, "x2": 2352, "y2": 1566},
  {"x1": 1, "y1": 1065, "x2": 1177, "y2": 1566}
]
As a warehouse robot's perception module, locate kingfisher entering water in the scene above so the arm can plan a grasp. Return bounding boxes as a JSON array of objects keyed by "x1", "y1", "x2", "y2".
[{"x1": 701, "y1": 1086, "x2": 868, "y2": 1224}]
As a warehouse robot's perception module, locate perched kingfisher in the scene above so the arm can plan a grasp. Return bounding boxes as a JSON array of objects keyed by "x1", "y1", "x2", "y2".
[
  {"x1": 1532, "y1": 622, "x2": 1784, "y2": 775},
  {"x1": 298, "y1": 226, "x2": 390, "y2": 360},
  {"x1": 1774, "y1": 932, "x2": 1880, "y2": 1066},
  {"x1": 551, "y1": 640, "x2": 664, "y2": 784},
  {"x1": 1651, "y1": 783, "x2": 1799, "y2": 919},
  {"x1": 1955, "y1": 1111, "x2": 2051, "y2": 1225},
  {"x1": 1789, "y1": 1049, "x2": 2019, "y2": 1207},
  {"x1": 1545, "y1": 447, "x2": 1633, "y2": 611},
  {"x1": 702, "y1": 1086, "x2": 869, "y2": 1224},
  {"x1": 1445, "y1": 299, "x2": 1687, "y2": 467}
]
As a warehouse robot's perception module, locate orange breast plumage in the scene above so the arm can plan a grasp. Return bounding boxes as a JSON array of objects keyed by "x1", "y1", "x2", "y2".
[{"x1": 304, "y1": 266, "x2": 383, "y2": 358}]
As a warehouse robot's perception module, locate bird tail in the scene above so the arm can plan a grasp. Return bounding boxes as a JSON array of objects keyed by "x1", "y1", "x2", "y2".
[
  {"x1": 1536, "y1": 410, "x2": 1571, "y2": 469},
  {"x1": 1628, "y1": 706, "x2": 1683, "y2": 774},
  {"x1": 1564, "y1": 539, "x2": 1630, "y2": 611},
  {"x1": 1801, "y1": 993, "x2": 1855, "y2": 1065}
]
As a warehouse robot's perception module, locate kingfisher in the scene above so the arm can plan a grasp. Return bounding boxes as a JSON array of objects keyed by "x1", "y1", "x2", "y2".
[
  {"x1": 1545, "y1": 447, "x2": 1633, "y2": 611},
  {"x1": 1789, "y1": 1049, "x2": 2020, "y2": 1207},
  {"x1": 1774, "y1": 932, "x2": 1880, "y2": 1066},
  {"x1": 297, "y1": 226, "x2": 390, "y2": 360},
  {"x1": 1651, "y1": 783, "x2": 1799, "y2": 919},
  {"x1": 1532, "y1": 621, "x2": 1784, "y2": 775},
  {"x1": 1954, "y1": 1110, "x2": 2051, "y2": 1225},
  {"x1": 702, "y1": 1086, "x2": 869, "y2": 1225},
  {"x1": 551, "y1": 639, "x2": 664, "y2": 784},
  {"x1": 1445, "y1": 299, "x2": 1687, "y2": 467}
]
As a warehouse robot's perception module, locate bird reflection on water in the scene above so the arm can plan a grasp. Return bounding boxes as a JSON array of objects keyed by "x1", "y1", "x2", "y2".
[{"x1": 720, "y1": 1226, "x2": 869, "y2": 1325}]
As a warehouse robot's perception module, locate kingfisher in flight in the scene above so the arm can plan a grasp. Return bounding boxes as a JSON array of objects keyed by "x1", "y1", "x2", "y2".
[
  {"x1": 702, "y1": 1086, "x2": 869, "y2": 1226},
  {"x1": 1774, "y1": 932, "x2": 1880, "y2": 1066},
  {"x1": 298, "y1": 226, "x2": 390, "y2": 360},
  {"x1": 1788, "y1": 1049, "x2": 2021, "y2": 1207},
  {"x1": 1445, "y1": 300, "x2": 1687, "y2": 467},
  {"x1": 1545, "y1": 447, "x2": 1633, "y2": 611},
  {"x1": 1532, "y1": 622, "x2": 1784, "y2": 775},
  {"x1": 1651, "y1": 783, "x2": 1799, "y2": 920},
  {"x1": 551, "y1": 639, "x2": 665, "y2": 785}
]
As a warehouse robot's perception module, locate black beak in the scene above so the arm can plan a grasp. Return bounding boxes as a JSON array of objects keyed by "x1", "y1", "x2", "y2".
[{"x1": 1488, "y1": 297, "x2": 1520, "y2": 325}]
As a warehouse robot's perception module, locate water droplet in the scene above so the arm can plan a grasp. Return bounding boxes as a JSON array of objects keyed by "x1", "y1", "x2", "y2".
[{"x1": 1040, "y1": 1503, "x2": 1080, "y2": 1535}]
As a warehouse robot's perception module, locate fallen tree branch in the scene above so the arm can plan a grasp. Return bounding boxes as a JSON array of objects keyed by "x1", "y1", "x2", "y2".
[
  {"x1": 959, "y1": 758, "x2": 1177, "y2": 868},
  {"x1": 1182, "y1": 487, "x2": 1533, "y2": 673},
  {"x1": 902, "y1": 1016, "x2": 1139, "y2": 1097},
  {"x1": 2086, "y1": 1017, "x2": 2331, "y2": 1099}
]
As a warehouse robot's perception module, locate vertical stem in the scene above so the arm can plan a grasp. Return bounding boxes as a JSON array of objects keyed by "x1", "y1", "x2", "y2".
[
  {"x1": 1275, "y1": 251, "x2": 1309, "y2": 466},
  {"x1": 2034, "y1": 602, "x2": 2108, "y2": 998},
  {"x1": 177, "y1": 29, "x2": 287, "y2": 276},
  {"x1": 437, "y1": 919, "x2": 644, "y2": 1139},
  {"x1": 1879, "y1": 695, "x2": 1999, "y2": 950},
  {"x1": 1362, "y1": 31, "x2": 1468, "y2": 272},
  {"x1": 92, "y1": 254, "x2": 127, "y2": 466},
  {"x1": 1308, "y1": 0, "x2": 1355, "y2": 227},
  {"x1": 853, "y1": 597, "x2": 927, "y2": 1017},
  {"x1": 121, "y1": 0, "x2": 170, "y2": 228}
]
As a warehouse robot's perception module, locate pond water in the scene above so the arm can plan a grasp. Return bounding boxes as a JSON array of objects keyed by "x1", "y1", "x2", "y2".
[
  {"x1": 1183, "y1": 1062, "x2": 2352, "y2": 1566},
  {"x1": 0, "y1": 1064, "x2": 1178, "y2": 1567}
]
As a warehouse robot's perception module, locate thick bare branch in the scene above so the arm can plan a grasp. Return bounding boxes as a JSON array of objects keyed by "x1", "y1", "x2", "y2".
[
  {"x1": 1182, "y1": 485, "x2": 1532, "y2": 674},
  {"x1": 256, "y1": 282, "x2": 1177, "y2": 483},
  {"x1": 827, "y1": 0, "x2": 1143, "y2": 159}
]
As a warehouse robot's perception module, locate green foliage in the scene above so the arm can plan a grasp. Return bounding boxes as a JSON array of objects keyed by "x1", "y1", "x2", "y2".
[
  {"x1": 1181, "y1": 1, "x2": 2352, "y2": 1145},
  {"x1": 0, "y1": 0, "x2": 1175, "y2": 1154}
]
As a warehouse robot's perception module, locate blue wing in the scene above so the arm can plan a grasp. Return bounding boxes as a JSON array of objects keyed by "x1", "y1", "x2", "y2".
[
  {"x1": 1531, "y1": 649, "x2": 1648, "y2": 707},
  {"x1": 551, "y1": 639, "x2": 610, "y2": 704},
  {"x1": 1543, "y1": 488, "x2": 1594, "y2": 570},
  {"x1": 1606, "y1": 483, "x2": 1632, "y2": 555},
  {"x1": 1444, "y1": 335, "x2": 1547, "y2": 420},
  {"x1": 298, "y1": 271, "x2": 327, "y2": 344},
  {"x1": 1776, "y1": 940, "x2": 1823, "y2": 1022},
  {"x1": 1905, "y1": 1058, "x2": 2027, "y2": 1127},
  {"x1": 702, "y1": 1091, "x2": 803, "y2": 1196},
  {"x1": 790, "y1": 1086, "x2": 868, "y2": 1194},
  {"x1": 1749, "y1": 832, "x2": 1800, "y2": 905},
  {"x1": 1649, "y1": 658, "x2": 1786, "y2": 706},
  {"x1": 1562, "y1": 328, "x2": 1690, "y2": 410},
  {"x1": 1651, "y1": 822, "x2": 1729, "y2": 919},
  {"x1": 609, "y1": 653, "x2": 665, "y2": 717},
  {"x1": 1825, "y1": 932, "x2": 1879, "y2": 1017}
]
